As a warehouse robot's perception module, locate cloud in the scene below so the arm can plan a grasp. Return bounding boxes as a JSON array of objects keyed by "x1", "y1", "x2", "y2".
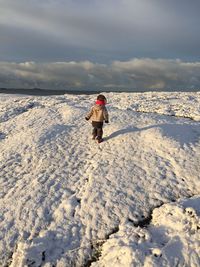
[
  {"x1": 0, "y1": 59, "x2": 200, "y2": 91},
  {"x1": 0, "y1": 0, "x2": 200, "y2": 62}
]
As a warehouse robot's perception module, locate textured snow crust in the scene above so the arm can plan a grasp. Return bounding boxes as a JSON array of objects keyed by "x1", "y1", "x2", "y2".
[{"x1": 0, "y1": 91, "x2": 200, "y2": 266}]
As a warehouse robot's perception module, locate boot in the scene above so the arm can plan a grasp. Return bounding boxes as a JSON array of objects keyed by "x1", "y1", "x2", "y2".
[{"x1": 97, "y1": 137, "x2": 103, "y2": 143}]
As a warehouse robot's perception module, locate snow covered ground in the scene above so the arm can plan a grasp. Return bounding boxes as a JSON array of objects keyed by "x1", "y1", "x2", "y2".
[{"x1": 0, "y1": 91, "x2": 200, "y2": 267}]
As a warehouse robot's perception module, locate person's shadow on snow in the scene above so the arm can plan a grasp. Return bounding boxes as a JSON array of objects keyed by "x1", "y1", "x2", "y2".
[
  {"x1": 106, "y1": 124, "x2": 200, "y2": 146},
  {"x1": 106, "y1": 126, "x2": 139, "y2": 140}
]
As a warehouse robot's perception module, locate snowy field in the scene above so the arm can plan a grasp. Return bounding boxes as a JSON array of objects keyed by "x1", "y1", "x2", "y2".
[{"x1": 0, "y1": 91, "x2": 200, "y2": 267}]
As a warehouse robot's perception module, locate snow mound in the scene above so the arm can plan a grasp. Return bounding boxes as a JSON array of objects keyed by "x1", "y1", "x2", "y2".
[{"x1": 93, "y1": 196, "x2": 200, "y2": 267}]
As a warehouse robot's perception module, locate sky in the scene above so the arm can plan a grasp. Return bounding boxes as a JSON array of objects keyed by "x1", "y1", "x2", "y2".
[{"x1": 0, "y1": 0, "x2": 200, "y2": 91}]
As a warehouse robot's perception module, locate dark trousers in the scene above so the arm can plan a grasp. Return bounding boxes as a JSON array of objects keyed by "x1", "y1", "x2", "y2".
[{"x1": 92, "y1": 121, "x2": 103, "y2": 140}]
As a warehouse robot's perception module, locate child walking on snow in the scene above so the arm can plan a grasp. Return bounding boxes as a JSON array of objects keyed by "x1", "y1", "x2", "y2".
[{"x1": 85, "y1": 94, "x2": 109, "y2": 143}]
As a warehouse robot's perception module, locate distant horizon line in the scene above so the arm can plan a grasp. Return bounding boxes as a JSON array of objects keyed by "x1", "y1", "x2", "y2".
[{"x1": 0, "y1": 87, "x2": 199, "y2": 96}]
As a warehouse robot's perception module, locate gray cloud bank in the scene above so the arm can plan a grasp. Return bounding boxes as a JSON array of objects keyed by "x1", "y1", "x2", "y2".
[{"x1": 0, "y1": 59, "x2": 200, "y2": 91}]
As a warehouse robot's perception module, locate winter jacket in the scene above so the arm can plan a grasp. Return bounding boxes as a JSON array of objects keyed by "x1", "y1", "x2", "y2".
[{"x1": 86, "y1": 104, "x2": 109, "y2": 123}]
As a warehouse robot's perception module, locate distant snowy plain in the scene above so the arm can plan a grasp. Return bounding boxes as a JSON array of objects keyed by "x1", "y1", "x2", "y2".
[{"x1": 0, "y1": 92, "x2": 200, "y2": 267}]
